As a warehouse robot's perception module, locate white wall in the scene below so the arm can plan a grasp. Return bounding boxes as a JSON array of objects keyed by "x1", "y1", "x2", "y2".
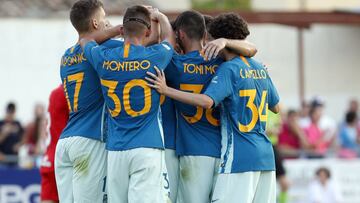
[
  {"x1": 252, "y1": 0, "x2": 360, "y2": 11},
  {"x1": 246, "y1": 24, "x2": 360, "y2": 119},
  {"x1": 0, "y1": 18, "x2": 359, "y2": 123},
  {"x1": 0, "y1": 17, "x2": 122, "y2": 123}
]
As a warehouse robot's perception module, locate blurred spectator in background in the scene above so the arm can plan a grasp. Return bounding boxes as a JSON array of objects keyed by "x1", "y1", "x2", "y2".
[
  {"x1": 338, "y1": 112, "x2": 360, "y2": 158},
  {"x1": 347, "y1": 99, "x2": 358, "y2": 114},
  {"x1": 278, "y1": 109, "x2": 309, "y2": 158},
  {"x1": 17, "y1": 103, "x2": 47, "y2": 169},
  {"x1": 22, "y1": 103, "x2": 46, "y2": 156},
  {"x1": 303, "y1": 103, "x2": 328, "y2": 157},
  {"x1": 299, "y1": 101, "x2": 311, "y2": 128},
  {"x1": 307, "y1": 167, "x2": 342, "y2": 203},
  {"x1": 303, "y1": 99, "x2": 336, "y2": 158},
  {"x1": 346, "y1": 99, "x2": 360, "y2": 135},
  {"x1": 0, "y1": 102, "x2": 23, "y2": 166}
]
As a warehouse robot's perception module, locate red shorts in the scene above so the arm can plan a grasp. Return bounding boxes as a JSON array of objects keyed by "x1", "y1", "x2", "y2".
[{"x1": 40, "y1": 171, "x2": 59, "y2": 201}]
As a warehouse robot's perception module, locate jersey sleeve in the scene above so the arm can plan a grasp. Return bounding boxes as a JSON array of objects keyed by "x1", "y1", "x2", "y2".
[
  {"x1": 204, "y1": 64, "x2": 234, "y2": 107},
  {"x1": 83, "y1": 41, "x2": 107, "y2": 70},
  {"x1": 147, "y1": 41, "x2": 174, "y2": 70},
  {"x1": 267, "y1": 73, "x2": 280, "y2": 108}
]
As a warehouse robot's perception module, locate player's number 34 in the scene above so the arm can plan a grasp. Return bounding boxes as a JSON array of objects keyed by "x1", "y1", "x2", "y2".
[{"x1": 239, "y1": 89, "x2": 268, "y2": 132}]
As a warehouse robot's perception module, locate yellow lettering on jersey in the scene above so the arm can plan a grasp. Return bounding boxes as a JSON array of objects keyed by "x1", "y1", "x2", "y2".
[
  {"x1": 179, "y1": 84, "x2": 219, "y2": 126},
  {"x1": 61, "y1": 53, "x2": 87, "y2": 67},
  {"x1": 238, "y1": 89, "x2": 268, "y2": 132},
  {"x1": 239, "y1": 69, "x2": 267, "y2": 80},
  {"x1": 183, "y1": 63, "x2": 217, "y2": 75},
  {"x1": 102, "y1": 60, "x2": 151, "y2": 72}
]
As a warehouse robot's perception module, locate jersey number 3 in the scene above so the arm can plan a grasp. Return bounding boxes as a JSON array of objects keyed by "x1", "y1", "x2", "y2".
[
  {"x1": 180, "y1": 84, "x2": 219, "y2": 126},
  {"x1": 238, "y1": 89, "x2": 268, "y2": 132},
  {"x1": 101, "y1": 79, "x2": 151, "y2": 117}
]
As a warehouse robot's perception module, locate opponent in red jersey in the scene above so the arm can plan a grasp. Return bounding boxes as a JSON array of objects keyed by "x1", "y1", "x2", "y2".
[{"x1": 40, "y1": 85, "x2": 69, "y2": 203}]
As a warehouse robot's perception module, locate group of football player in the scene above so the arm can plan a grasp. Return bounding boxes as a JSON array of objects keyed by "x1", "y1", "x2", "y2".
[{"x1": 40, "y1": 0, "x2": 280, "y2": 202}]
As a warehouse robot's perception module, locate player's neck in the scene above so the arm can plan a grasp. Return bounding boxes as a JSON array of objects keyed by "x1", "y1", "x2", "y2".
[
  {"x1": 183, "y1": 41, "x2": 202, "y2": 54},
  {"x1": 224, "y1": 51, "x2": 238, "y2": 61},
  {"x1": 124, "y1": 36, "x2": 144, "y2": 46},
  {"x1": 78, "y1": 32, "x2": 91, "y2": 43}
]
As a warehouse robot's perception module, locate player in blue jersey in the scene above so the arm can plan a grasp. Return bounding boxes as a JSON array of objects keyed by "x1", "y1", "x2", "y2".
[
  {"x1": 159, "y1": 21, "x2": 180, "y2": 203},
  {"x1": 79, "y1": 6, "x2": 175, "y2": 203},
  {"x1": 160, "y1": 95, "x2": 178, "y2": 202},
  {"x1": 146, "y1": 13, "x2": 280, "y2": 203},
  {"x1": 164, "y1": 11, "x2": 258, "y2": 203},
  {"x1": 54, "y1": 1, "x2": 124, "y2": 202}
]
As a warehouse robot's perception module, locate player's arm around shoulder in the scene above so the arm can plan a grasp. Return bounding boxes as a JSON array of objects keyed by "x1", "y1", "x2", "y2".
[
  {"x1": 79, "y1": 25, "x2": 122, "y2": 49},
  {"x1": 203, "y1": 38, "x2": 257, "y2": 60},
  {"x1": 145, "y1": 67, "x2": 214, "y2": 109}
]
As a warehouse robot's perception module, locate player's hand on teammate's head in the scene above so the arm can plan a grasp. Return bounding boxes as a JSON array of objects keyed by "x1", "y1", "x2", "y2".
[
  {"x1": 142, "y1": 5, "x2": 153, "y2": 11},
  {"x1": 145, "y1": 67, "x2": 168, "y2": 94},
  {"x1": 150, "y1": 8, "x2": 161, "y2": 22},
  {"x1": 203, "y1": 38, "x2": 227, "y2": 60}
]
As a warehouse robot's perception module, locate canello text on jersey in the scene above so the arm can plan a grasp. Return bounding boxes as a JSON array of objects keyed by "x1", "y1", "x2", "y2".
[{"x1": 240, "y1": 68, "x2": 268, "y2": 80}]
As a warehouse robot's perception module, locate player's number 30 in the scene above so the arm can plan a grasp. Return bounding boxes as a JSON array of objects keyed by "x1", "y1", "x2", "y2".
[{"x1": 101, "y1": 79, "x2": 151, "y2": 117}]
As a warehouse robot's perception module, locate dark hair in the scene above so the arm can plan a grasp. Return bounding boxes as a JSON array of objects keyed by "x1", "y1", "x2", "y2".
[
  {"x1": 203, "y1": 15, "x2": 213, "y2": 31},
  {"x1": 310, "y1": 98, "x2": 324, "y2": 109},
  {"x1": 316, "y1": 167, "x2": 331, "y2": 178},
  {"x1": 287, "y1": 109, "x2": 297, "y2": 117},
  {"x1": 174, "y1": 11, "x2": 206, "y2": 41},
  {"x1": 346, "y1": 111, "x2": 357, "y2": 124},
  {"x1": 309, "y1": 104, "x2": 323, "y2": 117},
  {"x1": 6, "y1": 102, "x2": 15, "y2": 114},
  {"x1": 123, "y1": 5, "x2": 151, "y2": 37},
  {"x1": 70, "y1": 0, "x2": 104, "y2": 33},
  {"x1": 209, "y1": 13, "x2": 250, "y2": 40},
  {"x1": 170, "y1": 20, "x2": 177, "y2": 31}
]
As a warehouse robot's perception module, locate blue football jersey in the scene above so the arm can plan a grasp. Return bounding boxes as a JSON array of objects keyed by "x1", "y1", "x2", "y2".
[
  {"x1": 166, "y1": 51, "x2": 223, "y2": 158},
  {"x1": 160, "y1": 96, "x2": 177, "y2": 150},
  {"x1": 60, "y1": 39, "x2": 123, "y2": 141},
  {"x1": 83, "y1": 41, "x2": 174, "y2": 151},
  {"x1": 204, "y1": 56, "x2": 280, "y2": 173}
]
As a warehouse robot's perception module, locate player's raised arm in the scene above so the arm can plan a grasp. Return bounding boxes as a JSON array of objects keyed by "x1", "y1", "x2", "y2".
[
  {"x1": 143, "y1": 6, "x2": 161, "y2": 46},
  {"x1": 146, "y1": 67, "x2": 214, "y2": 109},
  {"x1": 203, "y1": 38, "x2": 257, "y2": 60},
  {"x1": 203, "y1": 13, "x2": 257, "y2": 59},
  {"x1": 151, "y1": 9, "x2": 176, "y2": 47},
  {"x1": 79, "y1": 25, "x2": 122, "y2": 48}
]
